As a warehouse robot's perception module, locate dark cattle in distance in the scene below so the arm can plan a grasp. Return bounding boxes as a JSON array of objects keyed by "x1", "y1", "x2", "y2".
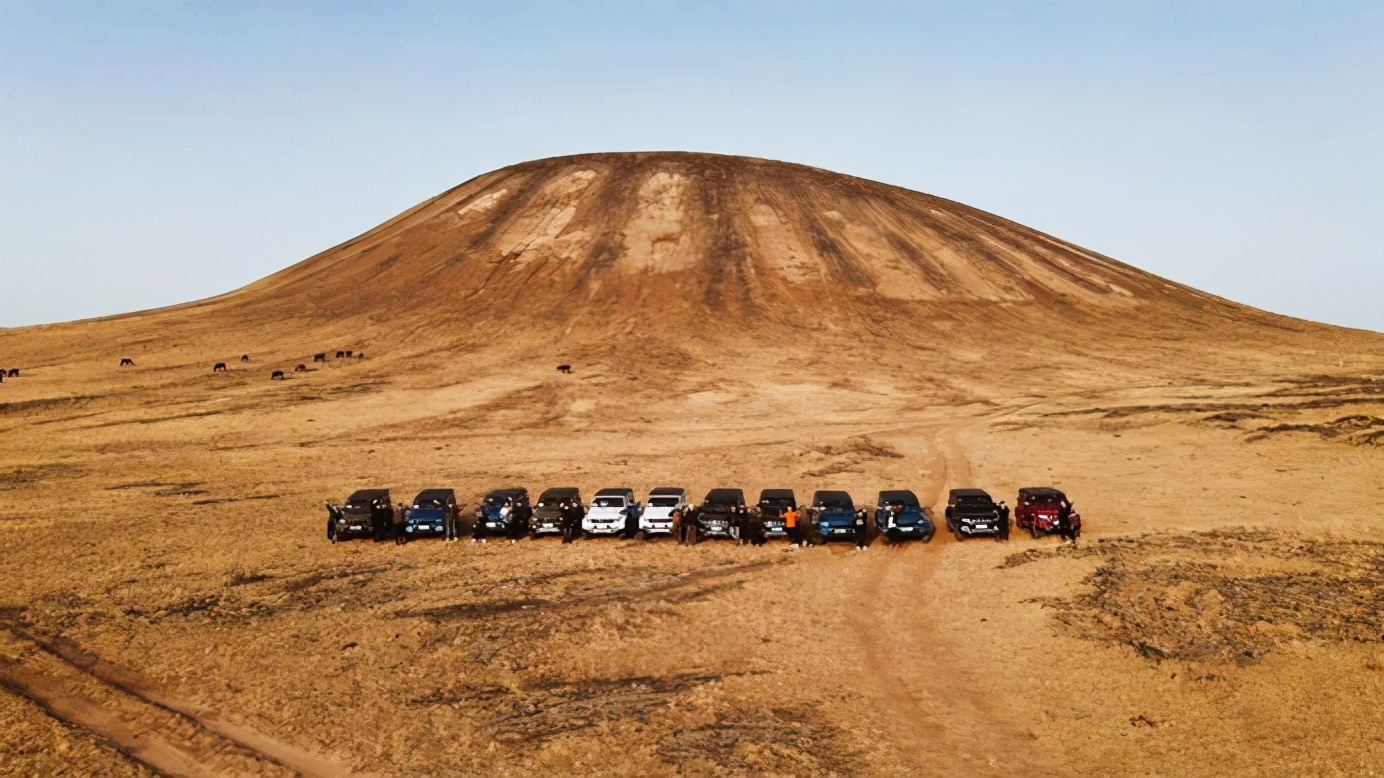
[
  {"x1": 6, "y1": 369, "x2": 17, "y2": 378},
  {"x1": 335, "y1": 351, "x2": 345, "y2": 358},
  {"x1": 313, "y1": 353, "x2": 327, "y2": 362},
  {"x1": 213, "y1": 363, "x2": 227, "y2": 372},
  {"x1": 357, "y1": 353, "x2": 364, "y2": 359},
  {"x1": 295, "y1": 364, "x2": 308, "y2": 372},
  {"x1": 241, "y1": 354, "x2": 250, "y2": 362},
  {"x1": 120, "y1": 358, "x2": 135, "y2": 367},
  {"x1": 271, "y1": 370, "x2": 285, "y2": 380},
  {"x1": 345, "y1": 350, "x2": 354, "y2": 358},
  {"x1": 557, "y1": 364, "x2": 572, "y2": 374}
]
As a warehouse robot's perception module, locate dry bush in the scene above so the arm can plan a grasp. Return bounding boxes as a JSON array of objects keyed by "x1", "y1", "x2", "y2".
[{"x1": 1011, "y1": 528, "x2": 1384, "y2": 663}]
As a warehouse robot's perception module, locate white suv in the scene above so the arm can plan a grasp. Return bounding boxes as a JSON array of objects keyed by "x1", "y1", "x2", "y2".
[
  {"x1": 639, "y1": 487, "x2": 688, "y2": 537},
  {"x1": 583, "y1": 488, "x2": 640, "y2": 537}
]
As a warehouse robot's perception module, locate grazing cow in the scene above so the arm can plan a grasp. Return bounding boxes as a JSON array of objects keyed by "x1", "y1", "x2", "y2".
[
  {"x1": 313, "y1": 353, "x2": 326, "y2": 363},
  {"x1": 6, "y1": 369, "x2": 17, "y2": 378},
  {"x1": 213, "y1": 363, "x2": 227, "y2": 372},
  {"x1": 556, "y1": 364, "x2": 572, "y2": 374},
  {"x1": 295, "y1": 364, "x2": 307, "y2": 372},
  {"x1": 345, "y1": 350, "x2": 354, "y2": 358},
  {"x1": 0, "y1": 373, "x2": 4, "y2": 383},
  {"x1": 241, "y1": 354, "x2": 249, "y2": 362},
  {"x1": 120, "y1": 358, "x2": 135, "y2": 367},
  {"x1": 356, "y1": 352, "x2": 365, "y2": 359},
  {"x1": 271, "y1": 370, "x2": 285, "y2": 380},
  {"x1": 335, "y1": 351, "x2": 345, "y2": 359}
]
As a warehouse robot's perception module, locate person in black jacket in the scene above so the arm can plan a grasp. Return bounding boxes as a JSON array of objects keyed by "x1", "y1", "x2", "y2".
[
  {"x1": 745, "y1": 507, "x2": 767, "y2": 546},
  {"x1": 681, "y1": 505, "x2": 701, "y2": 545},
  {"x1": 1055, "y1": 500, "x2": 1076, "y2": 544},
  {"x1": 854, "y1": 509, "x2": 870, "y2": 550},
  {"x1": 444, "y1": 501, "x2": 460, "y2": 543},
  {"x1": 507, "y1": 499, "x2": 530, "y2": 543},
  {"x1": 326, "y1": 503, "x2": 339, "y2": 543},
  {"x1": 997, "y1": 501, "x2": 1011, "y2": 541},
  {"x1": 561, "y1": 501, "x2": 582, "y2": 544}
]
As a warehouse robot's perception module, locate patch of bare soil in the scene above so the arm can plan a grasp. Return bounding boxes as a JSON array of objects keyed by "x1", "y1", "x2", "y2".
[{"x1": 1010, "y1": 528, "x2": 1384, "y2": 663}]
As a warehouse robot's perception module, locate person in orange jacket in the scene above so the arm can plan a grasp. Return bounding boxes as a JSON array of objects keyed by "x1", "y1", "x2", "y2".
[{"x1": 782, "y1": 505, "x2": 801, "y2": 546}]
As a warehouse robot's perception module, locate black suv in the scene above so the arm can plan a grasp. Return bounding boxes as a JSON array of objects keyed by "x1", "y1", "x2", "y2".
[
  {"x1": 691, "y1": 488, "x2": 747, "y2": 543},
  {"x1": 531, "y1": 487, "x2": 584, "y2": 542},
  {"x1": 756, "y1": 489, "x2": 796, "y2": 540},
  {"x1": 945, "y1": 488, "x2": 1002, "y2": 541},
  {"x1": 328, "y1": 489, "x2": 393, "y2": 542}
]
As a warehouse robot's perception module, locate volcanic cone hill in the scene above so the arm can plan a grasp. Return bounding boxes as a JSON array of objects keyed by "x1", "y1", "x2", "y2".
[
  {"x1": 1, "y1": 152, "x2": 1376, "y2": 389},
  {"x1": 230, "y1": 152, "x2": 1273, "y2": 330}
]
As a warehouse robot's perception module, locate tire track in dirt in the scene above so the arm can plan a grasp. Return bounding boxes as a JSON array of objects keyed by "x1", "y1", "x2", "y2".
[
  {"x1": 842, "y1": 430, "x2": 950, "y2": 771},
  {"x1": 0, "y1": 623, "x2": 350, "y2": 778},
  {"x1": 844, "y1": 548, "x2": 943, "y2": 772},
  {"x1": 841, "y1": 421, "x2": 1051, "y2": 774}
]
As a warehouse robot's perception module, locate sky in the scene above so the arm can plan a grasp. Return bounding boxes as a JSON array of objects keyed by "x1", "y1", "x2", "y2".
[{"x1": 1, "y1": 1, "x2": 1381, "y2": 331}]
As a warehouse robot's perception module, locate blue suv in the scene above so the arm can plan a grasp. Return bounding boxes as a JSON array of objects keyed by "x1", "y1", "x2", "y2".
[
  {"x1": 402, "y1": 488, "x2": 456, "y2": 541},
  {"x1": 806, "y1": 490, "x2": 865, "y2": 545},
  {"x1": 873, "y1": 490, "x2": 935, "y2": 543}
]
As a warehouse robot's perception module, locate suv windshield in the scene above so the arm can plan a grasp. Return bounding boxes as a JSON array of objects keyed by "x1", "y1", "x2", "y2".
[
  {"x1": 956, "y1": 497, "x2": 993, "y2": 510},
  {"x1": 647, "y1": 497, "x2": 680, "y2": 508},
  {"x1": 761, "y1": 498, "x2": 794, "y2": 507},
  {"x1": 593, "y1": 497, "x2": 626, "y2": 508}
]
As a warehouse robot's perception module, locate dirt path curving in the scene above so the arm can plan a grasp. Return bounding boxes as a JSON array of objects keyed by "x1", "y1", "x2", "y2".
[{"x1": 0, "y1": 624, "x2": 350, "y2": 778}]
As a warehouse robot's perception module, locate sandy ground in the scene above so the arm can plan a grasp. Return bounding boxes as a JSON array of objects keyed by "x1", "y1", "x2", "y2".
[
  {"x1": 2, "y1": 152, "x2": 1382, "y2": 775},
  {"x1": 1, "y1": 325, "x2": 1381, "y2": 776}
]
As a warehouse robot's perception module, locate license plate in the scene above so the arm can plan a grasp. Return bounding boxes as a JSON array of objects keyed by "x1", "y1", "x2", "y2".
[
  {"x1": 349, "y1": 525, "x2": 361, "y2": 531},
  {"x1": 834, "y1": 528, "x2": 851, "y2": 534}
]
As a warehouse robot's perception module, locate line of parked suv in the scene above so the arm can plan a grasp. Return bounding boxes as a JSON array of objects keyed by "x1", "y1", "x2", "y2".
[{"x1": 326, "y1": 485, "x2": 1080, "y2": 544}]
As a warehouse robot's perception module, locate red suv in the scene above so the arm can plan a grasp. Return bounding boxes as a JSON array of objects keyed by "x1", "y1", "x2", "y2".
[{"x1": 1014, "y1": 487, "x2": 1080, "y2": 538}]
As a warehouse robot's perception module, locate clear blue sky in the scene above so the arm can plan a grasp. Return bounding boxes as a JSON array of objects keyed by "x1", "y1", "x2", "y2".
[{"x1": 2, "y1": 1, "x2": 1381, "y2": 331}]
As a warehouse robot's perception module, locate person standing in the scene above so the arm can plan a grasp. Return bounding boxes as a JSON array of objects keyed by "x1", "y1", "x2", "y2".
[
  {"x1": 997, "y1": 501, "x2": 1011, "y2": 541},
  {"x1": 682, "y1": 505, "x2": 700, "y2": 545},
  {"x1": 561, "y1": 501, "x2": 582, "y2": 544},
  {"x1": 394, "y1": 502, "x2": 408, "y2": 545},
  {"x1": 1055, "y1": 499, "x2": 1074, "y2": 544},
  {"x1": 670, "y1": 506, "x2": 685, "y2": 545},
  {"x1": 745, "y1": 508, "x2": 766, "y2": 546},
  {"x1": 326, "y1": 503, "x2": 339, "y2": 543},
  {"x1": 506, "y1": 499, "x2": 528, "y2": 543},
  {"x1": 443, "y1": 501, "x2": 457, "y2": 542},
  {"x1": 854, "y1": 509, "x2": 869, "y2": 551},
  {"x1": 783, "y1": 505, "x2": 800, "y2": 547},
  {"x1": 623, "y1": 500, "x2": 640, "y2": 540}
]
